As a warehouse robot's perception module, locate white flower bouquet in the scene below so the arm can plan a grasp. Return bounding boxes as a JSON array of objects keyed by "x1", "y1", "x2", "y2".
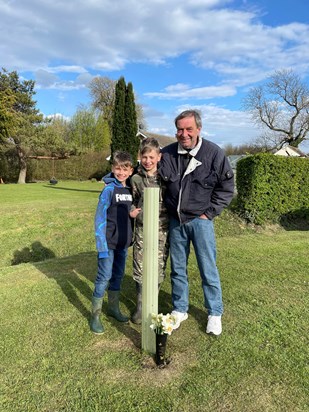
[{"x1": 150, "y1": 313, "x2": 177, "y2": 335}]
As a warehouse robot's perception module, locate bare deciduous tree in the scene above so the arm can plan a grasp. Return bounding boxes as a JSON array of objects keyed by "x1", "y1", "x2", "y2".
[
  {"x1": 243, "y1": 69, "x2": 309, "y2": 149},
  {"x1": 88, "y1": 75, "x2": 146, "y2": 136},
  {"x1": 88, "y1": 76, "x2": 116, "y2": 130}
]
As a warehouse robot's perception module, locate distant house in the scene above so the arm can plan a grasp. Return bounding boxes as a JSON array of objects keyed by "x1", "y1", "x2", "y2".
[
  {"x1": 227, "y1": 155, "x2": 248, "y2": 194},
  {"x1": 227, "y1": 155, "x2": 248, "y2": 173},
  {"x1": 105, "y1": 131, "x2": 176, "y2": 161},
  {"x1": 137, "y1": 131, "x2": 176, "y2": 149},
  {"x1": 274, "y1": 145, "x2": 307, "y2": 157}
]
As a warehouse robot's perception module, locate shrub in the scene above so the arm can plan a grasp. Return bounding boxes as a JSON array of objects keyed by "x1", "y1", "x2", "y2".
[{"x1": 236, "y1": 153, "x2": 309, "y2": 224}]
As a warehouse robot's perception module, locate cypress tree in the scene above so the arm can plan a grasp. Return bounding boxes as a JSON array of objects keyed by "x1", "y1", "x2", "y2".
[
  {"x1": 111, "y1": 77, "x2": 139, "y2": 166},
  {"x1": 111, "y1": 76, "x2": 126, "y2": 161},
  {"x1": 125, "y1": 82, "x2": 139, "y2": 165}
]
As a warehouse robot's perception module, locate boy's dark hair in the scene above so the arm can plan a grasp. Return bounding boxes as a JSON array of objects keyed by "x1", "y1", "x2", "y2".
[
  {"x1": 112, "y1": 151, "x2": 133, "y2": 168},
  {"x1": 140, "y1": 137, "x2": 160, "y2": 155}
]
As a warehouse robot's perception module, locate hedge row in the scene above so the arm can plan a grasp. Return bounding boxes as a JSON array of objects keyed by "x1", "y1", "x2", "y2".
[
  {"x1": 236, "y1": 153, "x2": 309, "y2": 224},
  {"x1": 0, "y1": 151, "x2": 111, "y2": 183}
]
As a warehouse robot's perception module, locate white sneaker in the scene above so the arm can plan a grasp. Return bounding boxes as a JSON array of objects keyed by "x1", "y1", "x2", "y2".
[
  {"x1": 206, "y1": 315, "x2": 222, "y2": 335},
  {"x1": 171, "y1": 310, "x2": 188, "y2": 329}
]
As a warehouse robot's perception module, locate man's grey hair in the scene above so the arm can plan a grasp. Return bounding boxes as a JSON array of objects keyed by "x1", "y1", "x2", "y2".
[{"x1": 174, "y1": 110, "x2": 202, "y2": 129}]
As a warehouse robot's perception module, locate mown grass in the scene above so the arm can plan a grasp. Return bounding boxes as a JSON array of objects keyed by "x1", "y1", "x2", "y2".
[{"x1": 0, "y1": 181, "x2": 308, "y2": 412}]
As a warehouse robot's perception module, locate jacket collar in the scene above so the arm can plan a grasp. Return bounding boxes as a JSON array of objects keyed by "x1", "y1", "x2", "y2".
[{"x1": 177, "y1": 136, "x2": 203, "y2": 157}]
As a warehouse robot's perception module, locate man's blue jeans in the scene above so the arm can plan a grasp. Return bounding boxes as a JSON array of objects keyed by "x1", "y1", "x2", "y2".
[
  {"x1": 93, "y1": 249, "x2": 128, "y2": 298},
  {"x1": 169, "y1": 217, "x2": 223, "y2": 315}
]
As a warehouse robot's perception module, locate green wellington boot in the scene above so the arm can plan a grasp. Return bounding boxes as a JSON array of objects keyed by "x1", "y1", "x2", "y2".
[
  {"x1": 90, "y1": 296, "x2": 104, "y2": 334},
  {"x1": 107, "y1": 290, "x2": 129, "y2": 322},
  {"x1": 131, "y1": 282, "x2": 142, "y2": 324}
]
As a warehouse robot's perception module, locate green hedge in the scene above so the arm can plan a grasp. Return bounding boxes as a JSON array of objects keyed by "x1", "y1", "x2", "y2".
[
  {"x1": 0, "y1": 151, "x2": 111, "y2": 183},
  {"x1": 236, "y1": 153, "x2": 309, "y2": 224}
]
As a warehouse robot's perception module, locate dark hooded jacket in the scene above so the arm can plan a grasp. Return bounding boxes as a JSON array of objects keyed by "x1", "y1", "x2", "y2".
[{"x1": 95, "y1": 173, "x2": 133, "y2": 253}]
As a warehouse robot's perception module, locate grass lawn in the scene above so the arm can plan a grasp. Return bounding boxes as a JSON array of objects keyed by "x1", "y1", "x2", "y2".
[{"x1": 0, "y1": 181, "x2": 308, "y2": 411}]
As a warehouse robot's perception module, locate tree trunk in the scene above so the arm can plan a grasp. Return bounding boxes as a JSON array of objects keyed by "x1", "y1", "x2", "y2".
[
  {"x1": 16, "y1": 145, "x2": 27, "y2": 184},
  {"x1": 290, "y1": 137, "x2": 304, "y2": 148}
]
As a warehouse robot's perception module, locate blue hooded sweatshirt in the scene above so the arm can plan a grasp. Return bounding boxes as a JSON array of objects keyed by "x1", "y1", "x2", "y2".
[{"x1": 95, "y1": 173, "x2": 133, "y2": 255}]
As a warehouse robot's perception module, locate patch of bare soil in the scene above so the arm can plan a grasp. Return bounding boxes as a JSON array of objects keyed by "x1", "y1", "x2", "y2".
[{"x1": 89, "y1": 327, "x2": 198, "y2": 386}]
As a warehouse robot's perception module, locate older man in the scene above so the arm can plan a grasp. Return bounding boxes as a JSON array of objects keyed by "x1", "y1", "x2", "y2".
[{"x1": 159, "y1": 110, "x2": 234, "y2": 335}]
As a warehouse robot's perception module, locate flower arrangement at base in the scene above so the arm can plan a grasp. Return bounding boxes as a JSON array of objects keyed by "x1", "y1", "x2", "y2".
[{"x1": 150, "y1": 313, "x2": 177, "y2": 367}]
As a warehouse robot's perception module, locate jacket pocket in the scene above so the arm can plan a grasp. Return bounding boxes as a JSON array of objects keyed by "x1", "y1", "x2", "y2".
[{"x1": 190, "y1": 172, "x2": 217, "y2": 195}]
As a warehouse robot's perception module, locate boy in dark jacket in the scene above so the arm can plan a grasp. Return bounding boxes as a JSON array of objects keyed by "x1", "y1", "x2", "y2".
[{"x1": 90, "y1": 151, "x2": 134, "y2": 334}]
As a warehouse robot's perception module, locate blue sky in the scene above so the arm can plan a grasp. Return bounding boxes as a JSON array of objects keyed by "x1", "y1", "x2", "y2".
[{"x1": 1, "y1": 0, "x2": 309, "y2": 150}]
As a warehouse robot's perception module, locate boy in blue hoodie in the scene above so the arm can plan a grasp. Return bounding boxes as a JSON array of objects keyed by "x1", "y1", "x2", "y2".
[{"x1": 90, "y1": 151, "x2": 134, "y2": 334}]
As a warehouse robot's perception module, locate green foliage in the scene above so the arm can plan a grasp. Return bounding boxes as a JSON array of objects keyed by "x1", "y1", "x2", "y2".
[
  {"x1": 0, "y1": 68, "x2": 43, "y2": 138},
  {"x1": 95, "y1": 114, "x2": 111, "y2": 150},
  {"x1": 236, "y1": 153, "x2": 309, "y2": 224},
  {"x1": 69, "y1": 108, "x2": 110, "y2": 152},
  {"x1": 125, "y1": 82, "x2": 139, "y2": 165},
  {"x1": 0, "y1": 151, "x2": 110, "y2": 183},
  {"x1": 29, "y1": 152, "x2": 111, "y2": 182},
  {"x1": 111, "y1": 76, "x2": 126, "y2": 160},
  {"x1": 0, "y1": 88, "x2": 16, "y2": 142},
  {"x1": 0, "y1": 68, "x2": 44, "y2": 182},
  {"x1": 111, "y1": 77, "x2": 139, "y2": 165},
  {"x1": 36, "y1": 116, "x2": 72, "y2": 157},
  {"x1": 0, "y1": 147, "x2": 19, "y2": 182}
]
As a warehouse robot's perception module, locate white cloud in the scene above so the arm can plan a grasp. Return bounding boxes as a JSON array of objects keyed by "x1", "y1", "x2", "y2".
[
  {"x1": 1, "y1": 0, "x2": 309, "y2": 85},
  {"x1": 1, "y1": 0, "x2": 309, "y2": 148},
  {"x1": 145, "y1": 83, "x2": 237, "y2": 99},
  {"x1": 45, "y1": 113, "x2": 70, "y2": 121},
  {"x1": 146, "y1": 103, "x2": 261, "y2": 147}
]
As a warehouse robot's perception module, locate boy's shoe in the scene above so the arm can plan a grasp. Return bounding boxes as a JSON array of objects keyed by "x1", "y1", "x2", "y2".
[
  {"x1": 171, "y1": 310, "x2": 188, "y2": 329},
  {"x1": 206, "y1": 315, "x2": 222, "y2": 336}
]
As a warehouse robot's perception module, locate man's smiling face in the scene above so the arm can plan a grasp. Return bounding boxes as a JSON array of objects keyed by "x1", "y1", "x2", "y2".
[{"x1": 175, "y1": 115, "x2": 201, "y2": 150}]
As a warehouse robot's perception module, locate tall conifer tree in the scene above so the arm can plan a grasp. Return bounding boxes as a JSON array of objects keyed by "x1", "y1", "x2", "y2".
[
  {"x1": 111, "y1": 77, "x2": 139, "y2": 165},
  {"x1": 125, "y1": 82, "x2": 139, "y2": 165},
  {"x1": 111, "y1": 77, "x2": 126, "y2": 160}
]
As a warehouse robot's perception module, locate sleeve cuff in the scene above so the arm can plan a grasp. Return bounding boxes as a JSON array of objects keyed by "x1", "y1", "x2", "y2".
[{"x1": 98, "y1": 251, "x2": 109, "y2": 258}]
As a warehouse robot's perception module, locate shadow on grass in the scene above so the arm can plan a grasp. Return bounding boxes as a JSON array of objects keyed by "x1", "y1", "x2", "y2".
[
  {"x1": 33, "y1": 252, "x2": 143, "y2": 349},
  {"x1": 33, "y1": 252, "x2": 95, "y2": 320},
  {"x1": 11, "y1": 241, "x2": 56, "y2": 265},
  {"x1": 279, "y1": 209, "x2": 309, "y2": 231},
  {"x1": 43, "y1": 185, "x2": 101, "y2": 193},
  {"x1": 31, "y1": 251, "x2": 206, "y2": 349}
]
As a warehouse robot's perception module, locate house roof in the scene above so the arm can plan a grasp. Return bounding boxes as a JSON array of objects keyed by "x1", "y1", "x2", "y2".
[
  {"x1": 137, "y1": 131, "x2": 177, "y2": 148},
  {"x1": 274, "y1": 145, "x2": 307, "y2": 157},
  {"x1": 105, "y1": 131, "x2": 176, "y2": 161},
  {"x1": 227, "y1": 154, "x2": 248, "y2": 169}
]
